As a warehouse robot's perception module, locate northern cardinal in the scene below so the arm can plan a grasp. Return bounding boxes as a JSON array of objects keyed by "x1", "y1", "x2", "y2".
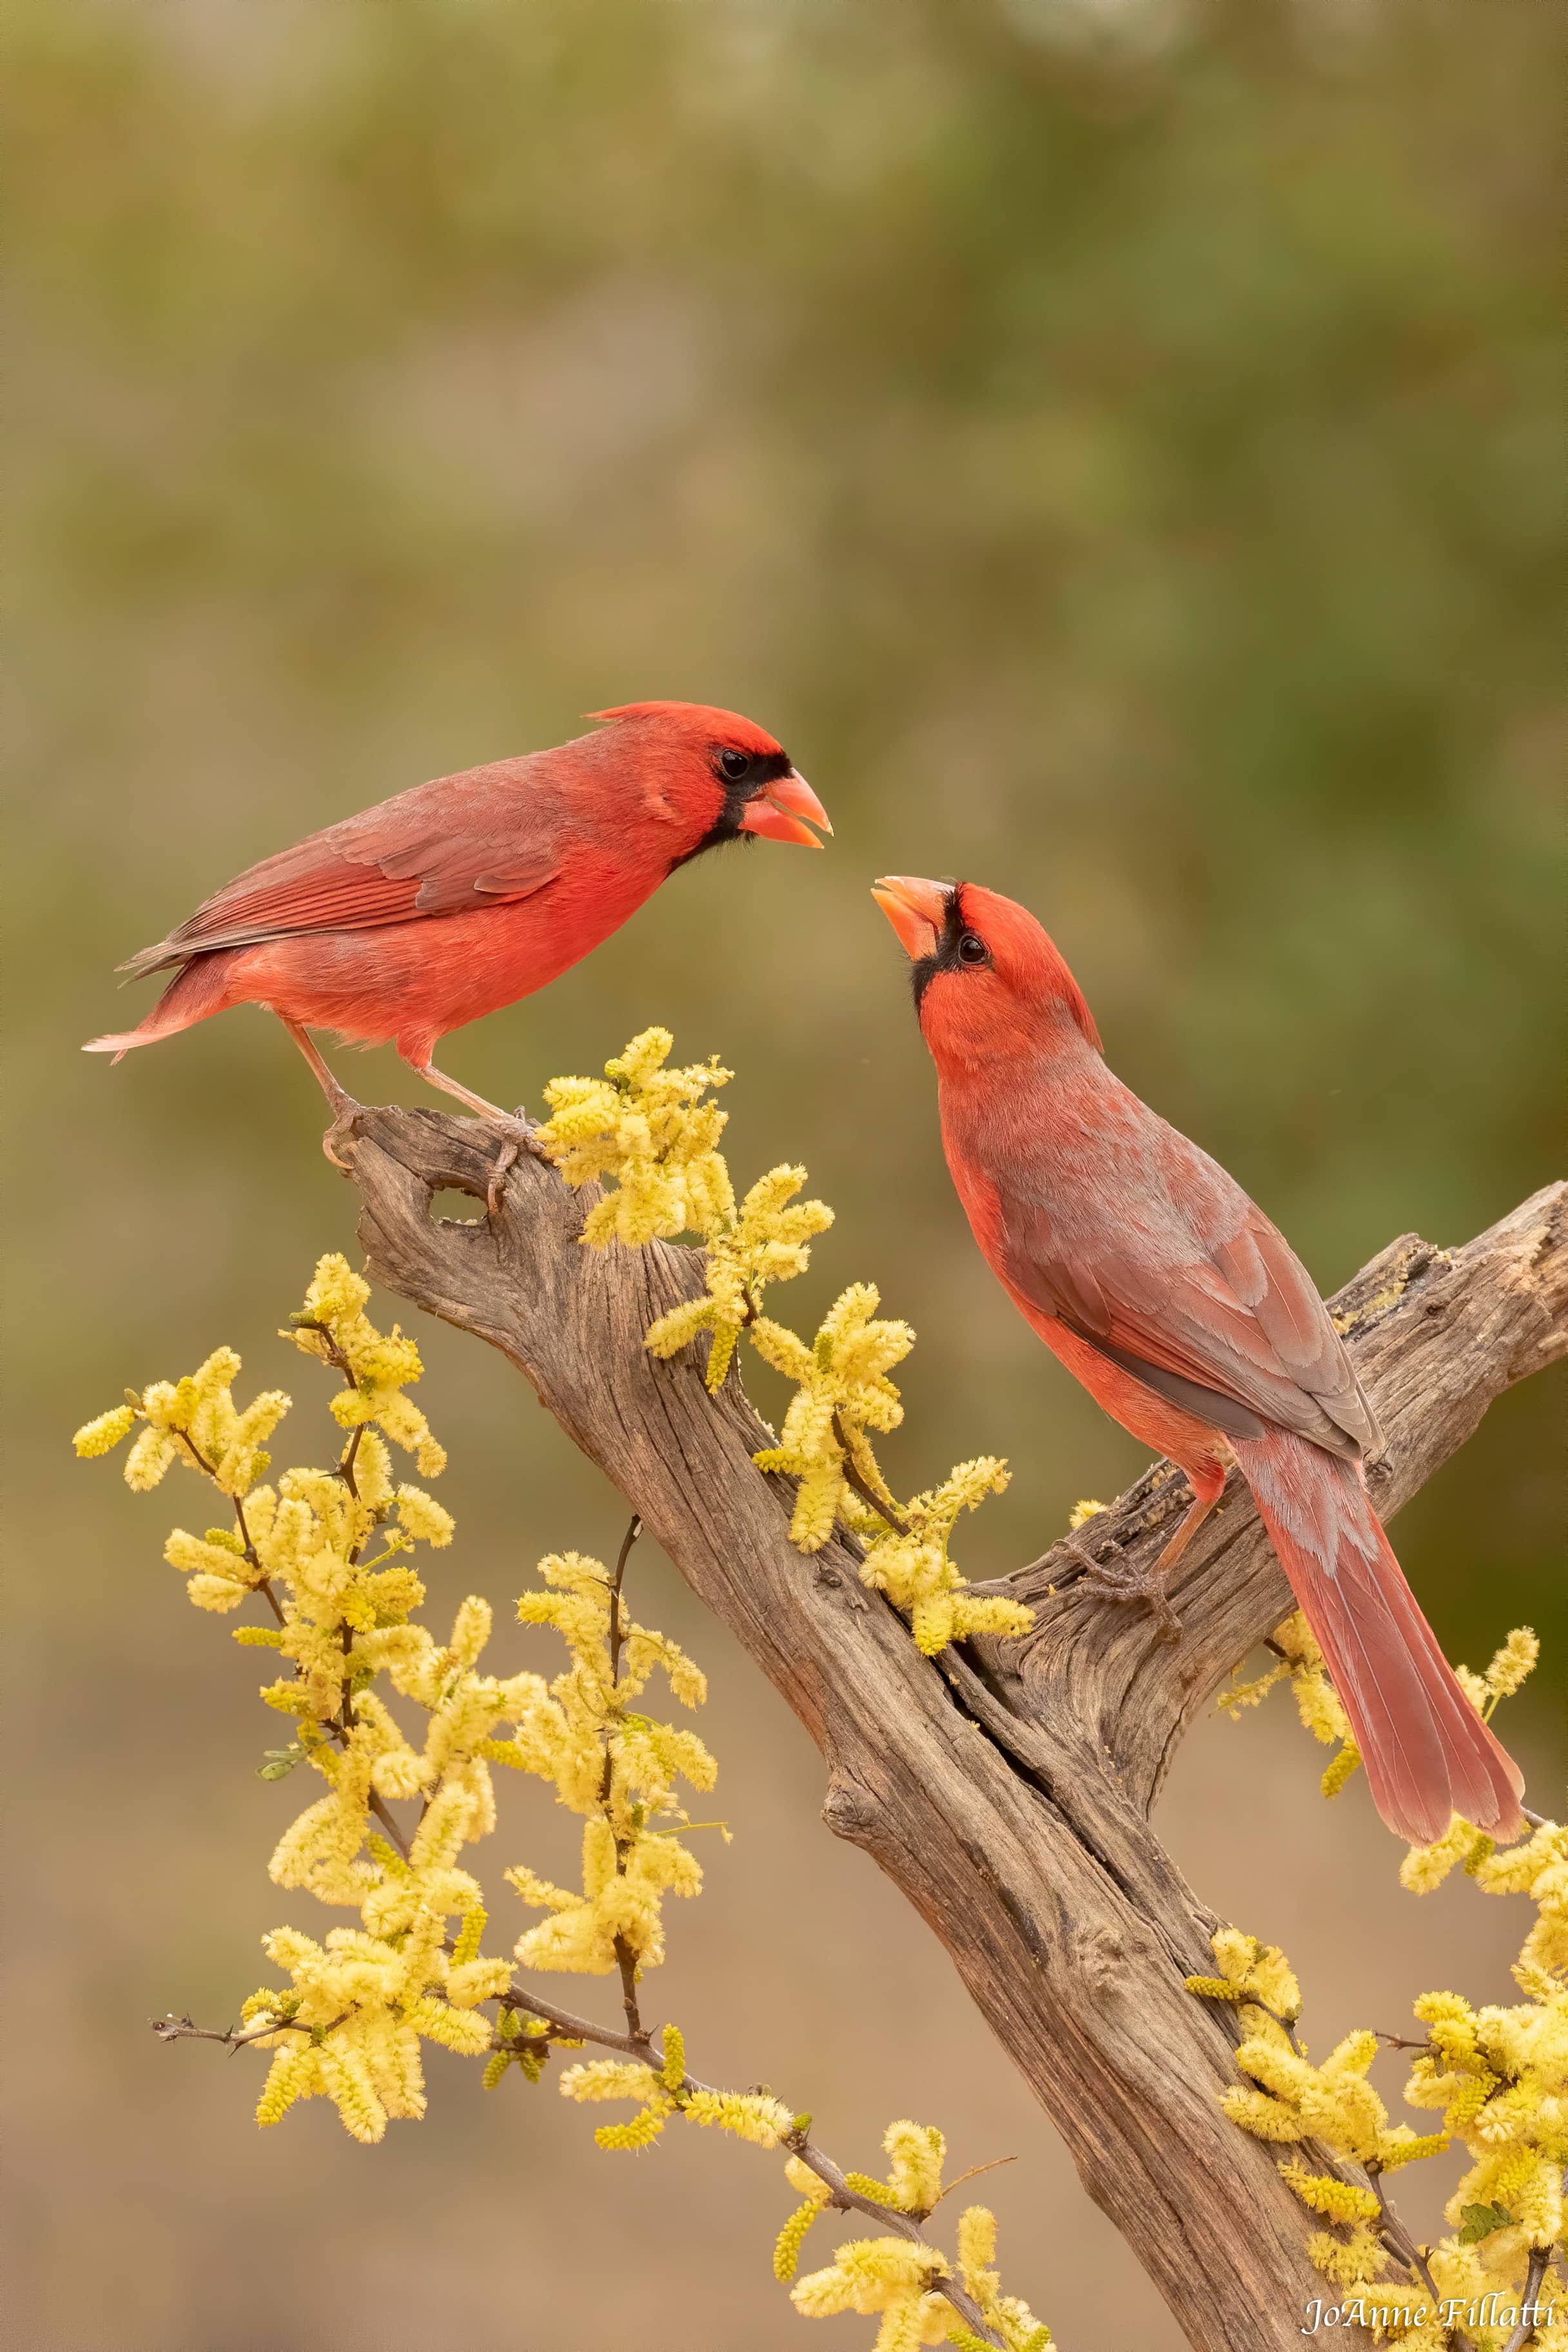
[
  {"x1": 872, "y1": 874, "x2": 1525, "y2": 1847},
  {"x1": 87, "y1": 702, "x2": 828, "y2": 1199}
]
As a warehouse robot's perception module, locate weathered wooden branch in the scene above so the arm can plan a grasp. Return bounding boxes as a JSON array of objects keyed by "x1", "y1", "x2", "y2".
[{"x1": 340, "y1": 1108, "x2": 1565, "y2": 2352}]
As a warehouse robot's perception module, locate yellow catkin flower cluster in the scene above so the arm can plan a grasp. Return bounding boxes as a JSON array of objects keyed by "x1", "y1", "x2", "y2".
[
  {"x1": 751, "y1": 1282, "x2": 914, "y2": 1549},
  {"x1": 1184, "y1": 1925, "x2": 1302, "y2": 2027},
  {"x1": 646, "y1": 1162, "x2": 835, "y2": 1392},
  {"x1": 81, "y1": 1252, "x2": 1059, "y2": 2347},
  {"x1": 1395, "y1": 1819, "x2": 1568, "y2": 2334},
  {"x1": 1215, "y1": 1612, "x2": 1362, "y2": 1799},
  {"x1": 791, "y1": 2237, "x2": 957, "y2": 2349},
  {"x1": 1205, "y1": 1633, "x2": 1566, "y2": 2346},
  {"x1": 1191, "y1": 1923, "x2": 1456, "y2": 2332},
  {"x1": 789, "y1": 2132, "x2": 1051, "y2": 2352},
  {"x1": 534, "y1": 1025, "x2": 737, "y2": 1246},
  {"x1": 247, "y1": 1908, "x2": 496, "y2": 2143},
  {"x1": 775, "y1": 2159, "x2": 835, "y2": 2280},
  {"x1": 505, "y1": 1549, "x2": 714, "y2": 1982},
  {"x1": 538, "y1": 1030, "x2": 1030, "y2": 1661},
  {"x1": 555, "y1": 2059, "x2": 792, "y2": 2155},
  {"x1": 74, "y1": 1342, "x2": 291, "y2": 1505},
  {"x1": 849, "y1": 1460, "x2": 1032, "y2": 1656},
  {"x1": 482, "y1": 2006, "x2": 554, "y2": 2090},
  {"x1": 286, "y1": 1251, "x2": 446, "y2": 1476},
  {"x1": 1197, "y1": 1792, "x2": 1567, "y2": 2344},
  {"x1": 1224, "y1": 2002, "x2": 1446, "y2": 2168},
  {"x1": 76, "y1": 1258, "x2": 521, "y2": 2144}
]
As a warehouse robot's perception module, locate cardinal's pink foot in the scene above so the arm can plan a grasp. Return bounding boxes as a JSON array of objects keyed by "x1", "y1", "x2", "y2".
[
  {"x1": 403, "y1": 1062, "x2": 553, "y2": 1216},
  {"x1": 481, "y1": 1115, "x2": 551, "y2": 1217},
  {"x1": 322, "y1": 1100, "x2": 365, "y2": 1174},
  {"x1": 1064, "y1": 1536, "x2": 1183, "y2": 1643},
  {"x1": 280, "y1": 1019, "x2": 364, "y2": 1174}
]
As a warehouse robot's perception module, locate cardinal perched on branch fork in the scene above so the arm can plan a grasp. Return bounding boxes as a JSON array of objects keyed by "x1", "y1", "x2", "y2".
[
  {"x1": 872, "y1": 874, "x2": 1527, "y2": 1850},
  {"x1": 86, "y1": 701, "x2": 829, "y2": 1207}
]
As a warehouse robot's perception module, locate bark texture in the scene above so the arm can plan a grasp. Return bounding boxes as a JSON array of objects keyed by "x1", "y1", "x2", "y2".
[{"x1": 342, "y1": 1108, "x2": 1565, "y2": 2352}]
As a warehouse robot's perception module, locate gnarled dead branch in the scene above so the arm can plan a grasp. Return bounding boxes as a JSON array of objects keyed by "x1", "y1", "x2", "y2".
[{"x1": 341, "y1": 1109, "x2": 1564, "y2": 2352}]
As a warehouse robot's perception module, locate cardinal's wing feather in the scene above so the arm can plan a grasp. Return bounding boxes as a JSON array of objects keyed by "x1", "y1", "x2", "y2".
[
  {"x1": 995, "y1": 1115, "x2": 1380, "y2": 1460},
  {"x1": 123, "y1": 760, "x2": 565, "y2": 975}
]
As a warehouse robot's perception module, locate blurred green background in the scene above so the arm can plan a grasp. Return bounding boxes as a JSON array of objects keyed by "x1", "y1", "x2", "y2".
[{"x1": 6, "y1": 2, "x2": 1562, "y2": 2346}]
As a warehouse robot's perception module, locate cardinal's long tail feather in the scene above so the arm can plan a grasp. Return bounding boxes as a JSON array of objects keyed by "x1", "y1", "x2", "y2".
[
  {"x1": 84, "y1": 952, "x2": 238, "y2": 1064},
  {"x1": 1232, "y1": 1428, "x2": 1526, "y2": 1847}
]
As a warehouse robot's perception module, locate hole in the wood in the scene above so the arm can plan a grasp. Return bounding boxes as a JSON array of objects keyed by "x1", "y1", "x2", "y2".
[{"x1": 429, "y1": 1186, "x2": 485, "y2": 1226}]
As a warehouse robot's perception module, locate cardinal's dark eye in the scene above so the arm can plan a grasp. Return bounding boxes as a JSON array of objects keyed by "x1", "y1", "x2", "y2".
[
  {"x1": 718, "y1": 749, "x2": 752, "y2": 783},
  {"x1": 956, "y1": 931, "x2": 990, "y2": 966}
]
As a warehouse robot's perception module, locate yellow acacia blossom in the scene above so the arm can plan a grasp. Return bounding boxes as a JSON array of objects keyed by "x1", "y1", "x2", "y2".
[
  {"x1": 1184, "y1": 1925, "x2": 1301, "y2": 2028},
  {"x1": 286, "y1": 1251, "x2": 446, "y2": 1477},
  {"x1": 74, "y1": 1260, "x2": 522, "y2": 2144},
  {"x1": 779, "y1": 2128, "x2": 1051, "y2": 2349},
  {"x1": 504, "y1": 1547, "x2": 714, "y2": 1979},
  {"x1": 534, "y1": 1025, "x2": 736, "y2": 1245},
  {"x1": 775, "y1": 2156, "x2": 837, "y2": 2280},
  {"x1": 1397, "y1": 1826, "x2": 1568, "y2": 2311},
  {"x1": 81, "y1": 1237, "x2": 1054, "y2": 2347},
  {"x1": 1219, "y1": 2005, "x2": 1444, "y2": 2173},
  {"x1": 242, "y1": 1908, "x2": 498, "y2": 2144},
  {"x1": 559, "y1": 2053, "x2": 796, "y2": 2155},
  {"x1": 646, "y1": 1162, "x2": 836, "y2": 1392},
  {"x1": 792, "y1": 2237, "x2": 957, "y2": 2349},
  {"x1": 952, "y1": 2204, "x2": 1054, "y2": 2352},
  {"x1": 1191, "y1": 1924, "x2": 1456, "y2": 2333},
  {"x1": 751, "y1": 1282, "x2": 914, "y2": 1549},
  {"x1": 790, "y1": 2184, "x2": 1050, "y2": 2352},
  {"x1": 1215, "y1": 1611, "x2": 1362, "y2": 1799},
  {"x1": 536, "y1": 1029, "x2": 1031, "y2": 1665},
  {"x1": 1202, "y1": 1630, "x2": 1565, "y2": 2350},
  {"x1": 848, "y1": 1460, "x2": 1032, "y2": 1656}
]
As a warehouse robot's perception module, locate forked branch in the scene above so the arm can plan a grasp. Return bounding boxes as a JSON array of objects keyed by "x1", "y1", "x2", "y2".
[{"x1": 340, "y1": 1110, "x2": 1565, "y2": 2352}]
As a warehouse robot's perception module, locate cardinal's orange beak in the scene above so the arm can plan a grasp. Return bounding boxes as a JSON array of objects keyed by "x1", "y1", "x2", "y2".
[
  {"x1": 872, "y1": 874, "x2": 948, "y2": 960},
  {"x1": 738, "y1": 769, "x2": 832, "y2": 848}
]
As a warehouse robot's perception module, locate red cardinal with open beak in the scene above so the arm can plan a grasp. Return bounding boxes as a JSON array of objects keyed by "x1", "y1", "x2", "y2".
[
  {"x1": 87, "y1": 702, "x2": 829, "y2": 1188},
  {"x1": 872, "y1": 874, "x2": 1525, "y2": 1848}
]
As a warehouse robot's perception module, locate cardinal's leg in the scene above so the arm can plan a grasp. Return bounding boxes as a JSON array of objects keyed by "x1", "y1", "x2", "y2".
[
  {"x1": 409, "y1": 1056, "x2": 552, "y2": 1216},
  {"x1": 282, "y1": 1019, "x2": 364, "y2": 1171},
  {"x1": 1066, "y1": 1465, "x2": 1226, "y2": 1642}
]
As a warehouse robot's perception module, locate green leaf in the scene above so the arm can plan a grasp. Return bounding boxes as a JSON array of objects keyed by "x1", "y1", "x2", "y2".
[{"x1": 1457, "y1": 2200, "x2": 1513, "y2": 2244}]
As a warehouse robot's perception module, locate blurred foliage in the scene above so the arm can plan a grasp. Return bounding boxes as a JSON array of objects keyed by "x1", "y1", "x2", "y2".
[{"x1": 4, "y1": 2, "x2": 1561, "y2": 2346}]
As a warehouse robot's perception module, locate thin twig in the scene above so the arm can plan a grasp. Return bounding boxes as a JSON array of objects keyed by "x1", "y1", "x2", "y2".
[
  {"x1": 779, "y1": 2124, "x2": 1004, "y2": 2345},
  {"x1": 1187, "y1": 1984, "x2": 1306, "y2": 2059},
  {"x1": 829, "y1": 1411, "x2": 910, "y2": 1536},
  {"x1": 291, "y1": 1318, "x2": 356, "y2": 1383},
  {"x1": 1502, "y1": 2245, "x2": 1553, "y2": 2352},
  {"x1": 1363, "y1": 2164, "x2": 1468, "y2": 2349},
  {"x1": 930, "y1": 2153, "x2": 1019, "y2": 2206},
  {"x1": 156, "y1": 1971, "x2": 1006, "y2": 2346},
  {"x1": 612, "y1": 1939, "x2": 645, "y2": 2047},
  {"x1": 1252, "y1": 2000, "x2": 1306, "y2": 2059},
  {"x1": 607, "y1": 1513, "x2": 641, "y2": 1688},
  {"x1": 600, "y1": 1514, "x2": 649, "y2": 2046},
  {"x1": 367, "y1": 1790, "x2": 413, "y2": 1860},
  {"x1": 170, "y1": 1427, "x2": 286, "y2": 1625},
  {"x1": 338, "y1": 1423, "x2": 364, "y2": 1503},
  {"x1": 291, "y1": 1315, "x2": 375, "y2": 1521},
  {"x1": 152, "y1": 2011, "x2": 344, "y2": 2053}
]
